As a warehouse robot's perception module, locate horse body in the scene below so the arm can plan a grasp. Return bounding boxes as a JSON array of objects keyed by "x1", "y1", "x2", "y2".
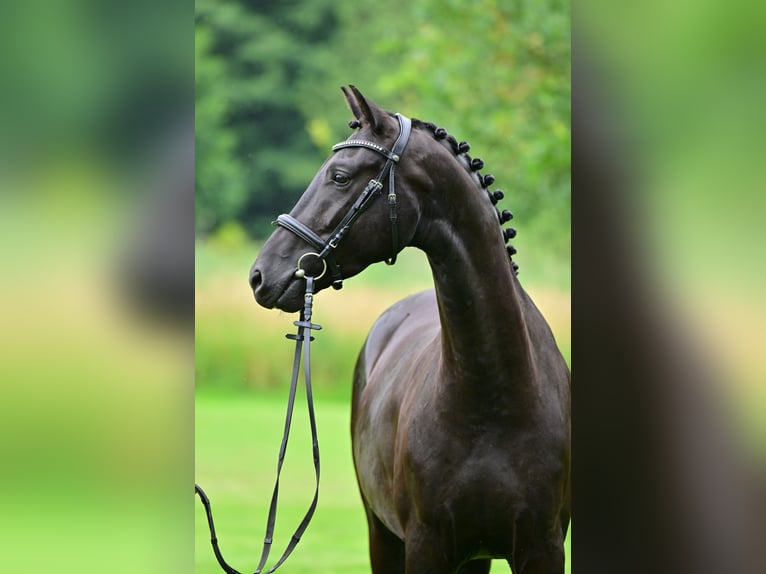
[
  {"x1": 354, "y1": 290, "x2": 569, "y2": 572},
  {"x1": 352, "y1": 155, "x2": 570, "y2": 573},
  {"x1": 251, "y1": 86, "x2": 570, "y2": 573}
]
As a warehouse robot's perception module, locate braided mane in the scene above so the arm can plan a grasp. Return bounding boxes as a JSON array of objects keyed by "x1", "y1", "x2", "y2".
[
  {"x1": 404, "y1": 117, "x2": 520, "y2": 274},
  {"x1": 347, "y1": 115, "x2": 519, "y2": 275}
]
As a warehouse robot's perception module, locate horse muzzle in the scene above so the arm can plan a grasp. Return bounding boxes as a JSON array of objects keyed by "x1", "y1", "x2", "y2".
[{"x1": 250, "y1": 263, "x2": 307, "y2": 312}]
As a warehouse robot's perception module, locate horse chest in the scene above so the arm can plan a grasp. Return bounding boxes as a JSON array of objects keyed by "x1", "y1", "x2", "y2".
[{"x1": 402, "y1": 409, "x2": 526, "y2": 499}]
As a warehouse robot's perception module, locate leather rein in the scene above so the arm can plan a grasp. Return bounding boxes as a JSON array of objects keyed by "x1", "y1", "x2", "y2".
[{"x1": 195, "y1": 114, "x2": 412, "y2": 573}]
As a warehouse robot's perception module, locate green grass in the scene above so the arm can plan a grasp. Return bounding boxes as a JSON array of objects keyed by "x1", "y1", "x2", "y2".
[
  {"x1": 195, "y1": 392, "x2": 571, "y2": 573},
  {"x1": 195, "y1": 392, "x2": 369, "y2": 573}
]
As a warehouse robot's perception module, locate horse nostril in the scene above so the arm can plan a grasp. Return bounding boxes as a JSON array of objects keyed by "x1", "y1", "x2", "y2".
[{"x1": 249, "y1": 269, "x2": 262, "y2": 292}]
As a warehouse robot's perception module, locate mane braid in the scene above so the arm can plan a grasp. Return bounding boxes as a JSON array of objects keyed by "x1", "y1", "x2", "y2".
[{"x1": 409, "y1": 117, "x2": 520, "y2": 275}]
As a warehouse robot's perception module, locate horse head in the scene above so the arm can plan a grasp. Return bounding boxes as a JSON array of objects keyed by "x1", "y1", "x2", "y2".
[{"x1": 250, "y1": 85, "x2": 428, "y2": 312}]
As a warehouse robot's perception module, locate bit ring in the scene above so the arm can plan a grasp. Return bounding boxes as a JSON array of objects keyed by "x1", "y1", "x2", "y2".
[{"x1": 295, "y1": 252, "x2": 327, "y2": 280}]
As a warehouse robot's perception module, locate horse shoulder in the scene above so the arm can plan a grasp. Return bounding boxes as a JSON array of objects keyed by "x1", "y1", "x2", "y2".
[
  {"x1": 351, "y1": 290, "x2": 442, "y2": 536},
  {"x1": 359, "y1": 289, "x2": 439, "y2": 371}
]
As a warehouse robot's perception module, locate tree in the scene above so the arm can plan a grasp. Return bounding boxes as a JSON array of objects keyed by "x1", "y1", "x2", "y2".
[
  {"x1": 195, "y1": 0, "x2": 339, "y2": 236},
  {"x1": 196, "y1": 0, "x2": 570, "y2": 261}
]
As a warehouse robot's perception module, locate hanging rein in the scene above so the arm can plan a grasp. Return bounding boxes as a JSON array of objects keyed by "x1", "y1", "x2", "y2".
[{"x1": 195, "y1": 114, "x2": 412, "y2": 573}]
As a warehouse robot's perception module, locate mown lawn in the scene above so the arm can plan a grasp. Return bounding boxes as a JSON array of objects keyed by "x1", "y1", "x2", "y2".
[
  {"x1": 195, "y1": 392, "x2": 571, "y2": 573},
  {"x1": 195, "y1": 393, "x2": 369, "y2": 573}
]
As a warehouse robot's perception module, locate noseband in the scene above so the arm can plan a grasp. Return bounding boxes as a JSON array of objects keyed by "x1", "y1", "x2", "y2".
[{"x1": 274, "y1": 113, "x2": 412, "y2": 290}]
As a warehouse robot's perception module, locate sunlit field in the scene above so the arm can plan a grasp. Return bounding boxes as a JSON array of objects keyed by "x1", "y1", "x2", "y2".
[{"x1": 195, "y1": 239, "x2": 571, "y2": 573}]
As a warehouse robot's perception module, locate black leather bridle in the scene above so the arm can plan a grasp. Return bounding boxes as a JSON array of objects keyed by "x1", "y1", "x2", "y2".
[{"x1": 274, "y1": 113, "x2": 412, "y2": 289}]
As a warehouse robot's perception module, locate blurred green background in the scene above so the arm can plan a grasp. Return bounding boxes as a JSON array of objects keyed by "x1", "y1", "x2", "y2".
[
  {"x1": 195, "y1": 0, "x2": 570, "y2": 259},
  {"x1": 195, "y1": 0, "x2": 570, "y2": 572}
]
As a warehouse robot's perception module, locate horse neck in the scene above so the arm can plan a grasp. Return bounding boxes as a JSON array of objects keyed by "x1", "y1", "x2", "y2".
[{"x1": 415, "y1": 161, "x2": 537, "y2": 413}]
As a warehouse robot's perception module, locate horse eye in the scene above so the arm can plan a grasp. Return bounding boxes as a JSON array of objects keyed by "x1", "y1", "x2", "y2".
[{"x1": 332, "y1": 173, "x2": 350, "y2": 185}]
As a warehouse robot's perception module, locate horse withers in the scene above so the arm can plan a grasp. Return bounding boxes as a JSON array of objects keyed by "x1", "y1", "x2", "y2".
[{"x1": 250, "y1": 85, "x2": 570, "y2": 574}]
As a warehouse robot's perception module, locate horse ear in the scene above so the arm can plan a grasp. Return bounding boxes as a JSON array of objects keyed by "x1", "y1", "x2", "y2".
[
  {"x1": 341, "y1": 84, "x2": 385, "y2": 133},
  {"x1": 341, "y1": 85, "x2": 364, "y2": 123}
]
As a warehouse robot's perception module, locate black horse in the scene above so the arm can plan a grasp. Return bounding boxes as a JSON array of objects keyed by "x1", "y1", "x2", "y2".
[{"x1": 251, "y1": 86, "x2": 570, "y2": 574}]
